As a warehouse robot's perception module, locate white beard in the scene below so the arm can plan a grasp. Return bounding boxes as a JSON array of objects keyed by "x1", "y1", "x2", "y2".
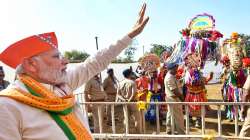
[{"x1": 36, "y1": 61, "x2": 67, "y2": 85}]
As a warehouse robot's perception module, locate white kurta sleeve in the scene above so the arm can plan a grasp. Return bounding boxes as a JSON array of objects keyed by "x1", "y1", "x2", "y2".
[
  {"x1": 0, "y1": 100, "x2": 22, "y2": 140},
  {"x1": 66, "y1": 36, "x2": 132, "y2": 90}
]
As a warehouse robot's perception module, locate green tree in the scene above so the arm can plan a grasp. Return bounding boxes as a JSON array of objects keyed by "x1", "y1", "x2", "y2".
[
  {"x1": 122, "y1": 39, "x2": 138, "y2": 63},
  {"x1": 149, "y1": 44, "x2": 172, "y2": 57},
  {"x1": 111, "y1": 57, "x2": 123, "y2": 63},
  {"x1": 64, "y1": 50, "x2": 90, "y2": 62},
  {"x1": 239, "y1": 33, "x2": 250, "y2": 57},
  {"x1": 124, "y1": 45, "x2": 137, "y2": 62}
]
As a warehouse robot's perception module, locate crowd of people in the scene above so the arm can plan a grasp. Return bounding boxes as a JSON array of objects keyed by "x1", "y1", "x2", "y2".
[
  {"x1": 83, "y1": 32, "x2": 250, "y2": 137},
  {"x1": 84, "y1": 57, "x2": 249, "y2": 137}
]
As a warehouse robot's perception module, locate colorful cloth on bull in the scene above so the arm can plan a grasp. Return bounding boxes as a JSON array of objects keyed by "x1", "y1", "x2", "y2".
[
  {"x1": 184, "y1": 69, "x2": 208, "y2": 117},
  {"x1": 145, "y1": 75, "x2": 164, "y2": 123},
  {"x1": 135, "y1": 76, "x2": 150, "y2": 110},
  {"x1": 145, "y1": 92, "x2": 162, "y2": 123},
  {"x1": 185, "y1": 85, "x2": 207, "y2": 116}
]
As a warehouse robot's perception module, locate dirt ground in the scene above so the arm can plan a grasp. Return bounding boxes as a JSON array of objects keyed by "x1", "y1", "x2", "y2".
[{"x1": 91, "y1": 83, "x2": 244, "y2": 137}]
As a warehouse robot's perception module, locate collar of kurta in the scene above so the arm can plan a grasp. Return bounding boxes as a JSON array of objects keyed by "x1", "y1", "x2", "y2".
[{"x1": 0, "y1": 74, "x2": 92, "y2": 140}]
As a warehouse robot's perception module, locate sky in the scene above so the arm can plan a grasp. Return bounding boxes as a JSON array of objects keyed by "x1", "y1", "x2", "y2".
[{"x1": 1, "y1": 0, "x2": 250, "y2": 60}]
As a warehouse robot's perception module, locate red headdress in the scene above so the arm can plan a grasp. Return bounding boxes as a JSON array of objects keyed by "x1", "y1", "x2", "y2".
[{"x1": 0, "y1": 32, "x2": 58, "y2": 69}]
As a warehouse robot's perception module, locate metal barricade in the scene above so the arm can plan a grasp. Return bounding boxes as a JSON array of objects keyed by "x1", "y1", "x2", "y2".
[{"x1": 74, "y1": 94, "x2": 250, "y2": 140}]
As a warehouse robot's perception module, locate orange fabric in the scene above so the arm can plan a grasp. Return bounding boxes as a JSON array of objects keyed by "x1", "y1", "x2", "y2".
[
  {"x1": 0, "y1": 32, "x2": 58, "y2": 68},
  {"x1": 0, "y1": 74, "x2": 92, "y2": 140},
  {"x1": 136, "y1": 76, "x2": 149, "y2": 90}
]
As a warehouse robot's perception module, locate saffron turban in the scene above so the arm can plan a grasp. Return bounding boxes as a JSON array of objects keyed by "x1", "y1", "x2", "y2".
[{"x1": 0, "y1": 32, "x2": 58, "y2": 69}]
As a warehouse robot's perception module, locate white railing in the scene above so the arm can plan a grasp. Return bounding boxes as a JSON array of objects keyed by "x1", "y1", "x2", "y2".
[{"x1": 75, "y1": 94, "x2": 250, "y2": 139}]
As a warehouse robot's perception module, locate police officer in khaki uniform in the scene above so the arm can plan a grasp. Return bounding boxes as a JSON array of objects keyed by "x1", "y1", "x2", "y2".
[
  {"x1": 85, "y1": 74, "x2": 107, "y2": 133},
  {"x1": 164, "y1": 63, "x2": 185, "y2": 134},
  {"x1": 116, "y1": 69, "x2": 142, "y2": 133},
  {"x1": 103, "y1": 68, "x2": 118, "y2": 125}
]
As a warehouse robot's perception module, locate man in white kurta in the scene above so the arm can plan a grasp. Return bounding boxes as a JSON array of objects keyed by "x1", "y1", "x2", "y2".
[
  {"x1": 0, "y1": 3, "x2": 149, "y2": 140},
  {"x1": 0, "y1": 35, "x2": 131, "y2": 140}
]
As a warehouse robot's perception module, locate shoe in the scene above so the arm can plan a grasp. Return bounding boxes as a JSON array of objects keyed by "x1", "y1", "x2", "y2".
[
  {"x1": 188, "y1": 117, "x2": 194, "y2": 126},
  {"x1": 228, "y1": 119, "x2": 233, "y2": 122},
  {"x1": 195, "y1": 120, "x2": 200, "y2": 128},
  {"x1": 167, "y1": 130, "x2": 171, "y2": 134},
  {"x1": 106, "y1": 121, "x2": 112, "y2": 126},
  {"x1": 166, "y1": 127, "x2": 171, "y2": 134}
]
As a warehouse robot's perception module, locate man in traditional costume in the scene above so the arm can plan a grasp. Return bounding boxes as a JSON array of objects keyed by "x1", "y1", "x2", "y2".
[
  {"x1": 222, "y1": 32, "x2": 247, "y2": 121},
  {"x1": 219, "y1": 55, "x2": 231, "y2": 101},
  {"x1": 0, "y1": 3, "x2": 149, "y2": 139}
]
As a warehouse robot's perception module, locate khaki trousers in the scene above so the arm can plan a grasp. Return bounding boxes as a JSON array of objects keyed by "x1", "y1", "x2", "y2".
[
  {"x1": 92, "y1": 104, "x2": 104, "y2": 133},
  {"x1": 123, "y1": 104, "x2": 142, "y2": 134},
  {"x1": 106, "y1": 94, "x2": 117, "y2": 122},
  {"x1": 166, "y1": 96, "x2": 185, "y2": 134}
]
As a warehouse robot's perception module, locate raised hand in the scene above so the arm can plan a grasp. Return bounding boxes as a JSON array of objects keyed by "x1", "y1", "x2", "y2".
[{"x1": 128, "y1": 3, "x2": 149, "y2": 38}]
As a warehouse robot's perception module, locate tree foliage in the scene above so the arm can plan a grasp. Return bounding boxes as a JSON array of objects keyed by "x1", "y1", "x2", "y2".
[
  {"x1": 124, "y1": 45, "x2": 137, "y2": 62},
  {"x1": 239, "y1": 34, "x2": 250, "y2": 57},
  {"x1": 239, "y1": 33, "x2": 250, "y2": 45},
  {"x1": 112, "y1": 57, "x2": 123, "y2": 63},
  {"x1": 121, "y1": 39, "x2": 138, "y2": 63},
  {"x1": 149, "y1": 44, "x2": 172, "y2": 57},
  {"x1": 64, "y1": 50, "x2": 90, "y2": 62}
]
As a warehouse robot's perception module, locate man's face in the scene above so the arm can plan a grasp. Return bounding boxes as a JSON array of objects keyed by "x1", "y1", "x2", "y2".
[
  {"x1": 33, "y1": 49, "x2": 69, "y2": 85},
  {"x1": 108, "y1": 71, "x2": 114, "y2": 76},
  {"x1": 170, "y1": 66, "x2": 178, "y2": 75}
]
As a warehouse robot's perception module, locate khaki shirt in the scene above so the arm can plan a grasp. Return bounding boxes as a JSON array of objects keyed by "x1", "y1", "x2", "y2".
[
  {"x1": 164, "y1": 72, "x2": 181, "y2": 97},
  {"x1": 103, "y1": 76, "x2": 117, "y2": 95},
  {"x1": 0, "y1": 35, "x2": 132, "y2": 140},
  {"x1": 117, "y1": 79, "x2": 137, "y2": 101},
  {"x1": 85, "y1": 77, "x2": 106, "y2": 101}
]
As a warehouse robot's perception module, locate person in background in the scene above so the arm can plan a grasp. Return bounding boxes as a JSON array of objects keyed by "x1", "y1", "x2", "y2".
[
  {"x1": 116, "y1": 68, "x2": 142, "y2": 134},
  {"x1": 84, "y1": 74, "x2": 107, "y2": 133},
  {"x1": 103, "y1": 68, "x2": 118, "y2": 125},
  {"x1": 184, "y1": 69, "x2": 213, "y2": 127},
  {"x1": 0, "y1": 66, "x2": 9, "y2": 91},
  {"x1": 0, "y1": 3, "x2": 149, "y2": 139},
  {"x1": 164, "y1": 62, "x2": 185, "y2": 134}
]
